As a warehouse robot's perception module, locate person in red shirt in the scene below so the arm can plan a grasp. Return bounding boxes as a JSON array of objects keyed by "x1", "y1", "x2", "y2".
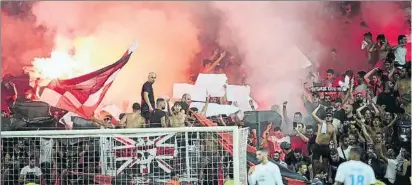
[{"x1": 291, "y1": 123, "x2": 310, "y2": 157}]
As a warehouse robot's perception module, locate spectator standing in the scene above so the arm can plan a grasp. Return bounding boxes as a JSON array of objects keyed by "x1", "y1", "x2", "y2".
[
  {"x1": 141, "y1": 72, "x2": 156, "y2": 120},
  {"x1": 149, "y1": 98, "x2": 167, "y2": 128},
  {"x1": 393, "y1": 35, "x2": 408, "y2": 66},
  {"x1": 362, "y1": 32, "x2": 379, "y2": 65},
  {"x1": 311, "y1": 105, "x2": 337, "y2": 175},
  {"x1": 291, "y1": 123, "x2": 310, "y2": 157}
]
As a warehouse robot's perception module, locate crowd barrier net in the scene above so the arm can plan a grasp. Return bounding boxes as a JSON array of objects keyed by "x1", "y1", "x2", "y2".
[{"x1": 1, "y1": 126, "x2": 248, "y2": 185}]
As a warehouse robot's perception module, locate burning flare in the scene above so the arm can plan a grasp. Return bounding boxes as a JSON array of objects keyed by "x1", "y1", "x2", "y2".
[{"x1": 29, "y1": 36, "x2": 94, "y2": 81}]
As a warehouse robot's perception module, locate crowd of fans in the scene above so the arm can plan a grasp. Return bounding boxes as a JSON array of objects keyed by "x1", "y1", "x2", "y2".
[
  {"x1": 248, "y1": 33, "x2": 411, "y2": 185},
  {"x1": 1, "y1": 27, "x2": 411, "y2": 185}
]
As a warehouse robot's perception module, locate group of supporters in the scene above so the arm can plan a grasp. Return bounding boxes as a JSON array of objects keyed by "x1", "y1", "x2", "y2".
[{"x1": 247, "y1": 33, "x2": 411, "y2": 185}]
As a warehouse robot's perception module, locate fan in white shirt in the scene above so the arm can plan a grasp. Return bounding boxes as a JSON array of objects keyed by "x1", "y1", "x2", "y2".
[
  {"x1": 248, "y1": 148, "x2": 284, "y2": 185},
  {"x1": 334, "y1": 147, "x2": 376, "y2": 185},
  {"x1": 393, "y1": 35, "x2": 408, "y2": 66}
]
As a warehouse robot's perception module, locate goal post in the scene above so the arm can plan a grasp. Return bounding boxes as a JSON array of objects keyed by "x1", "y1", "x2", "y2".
[{"x1": 1, "y1": 126, "x2": 249, "y2": 185}]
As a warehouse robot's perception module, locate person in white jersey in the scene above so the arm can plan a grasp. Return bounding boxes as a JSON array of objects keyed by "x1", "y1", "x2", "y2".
[
  {"x1": 334, "y1": 147, "x2": 376, "y2": 185},
  {"x1": 248, "y1": 148, "x2": 284, "y2": 185}
]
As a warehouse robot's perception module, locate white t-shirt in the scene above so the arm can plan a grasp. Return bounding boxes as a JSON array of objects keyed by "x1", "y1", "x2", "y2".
[
  {"x1": 337, "y1": 146, "x2": 352, "y2": 160},
  {"x1": 384, "y1": 159, "x2": 398, "y2": 183},
  {"x1": 40, "y1": 138, "x2": 53, "y2": 164},
  {"x1": 332, "y1": 118, "x2": 341, "y2": 132},
  {"x1": 20, "y1": 166, "x2": 42, "y2": 176},
  {"x1": 394, "y1": 47, "x2": 407, "y2": 65},
  {"x1": 248, "y1": 161, "x2": 284, "y2": 185},
  {"x1": 335, "y1": 160, "x2": 376, "y2": 185},
  {"x1": 271, "y1": 135, "x2": 291, "y2": 145}
]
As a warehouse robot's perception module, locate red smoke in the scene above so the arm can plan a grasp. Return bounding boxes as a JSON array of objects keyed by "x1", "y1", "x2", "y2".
[
  {"x1": 1, "y1": 9, "x2": 53, "y2": 78},
  {"x1": 1, "y1": 2, "x2": 410, "y2": 112}
]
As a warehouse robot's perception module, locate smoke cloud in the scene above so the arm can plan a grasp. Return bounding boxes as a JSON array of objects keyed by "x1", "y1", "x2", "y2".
[
  {"x1": 212, "y1": 2, "x2": 330, "y2": 111},
  {"x1": 212, "y1": 1, "x2": 410, "y2": 112},
  {"x1": 31, "y1": 2, "x2": 202, "y2": 108},
  {"x1": 2, "y1": 1, "x2": 409, "y2": 113},
  {"x1": 1, "y1": 7, "x2": 53, "y2": 77}
]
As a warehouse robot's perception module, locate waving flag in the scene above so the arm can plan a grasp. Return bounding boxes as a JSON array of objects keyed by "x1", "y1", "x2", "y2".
[{"x1": 39, "y1": 41, "x2": 138, "y2": 118}]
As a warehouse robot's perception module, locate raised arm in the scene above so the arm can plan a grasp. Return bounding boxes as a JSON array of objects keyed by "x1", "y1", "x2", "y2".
[
  {"x1": 166, "y1": 99, "x2": 175, "y2": 116},
  {"x1": 369, "y1": 43, "x2": 377, "y2": 52},
  {"x1": 295, "y1": 128, "x2": 309, "y2": 142},
  {"x1": 364, "y1": 67, "x2": 378, "y2": 84},
  {"x1": 358, "y1": 119, "x2": 373, "y2": 143},
  {"x1": 200, "y1": 95, "x2": 210, "y2": 117},
  {"x1": 262, "y1": 124, "x2": 272, "y2": 140},
  {"x1": 388, "y1": 68, "x2": 395, "y2": 81},
  {"x1": 378, "y1": 147, "x2": 389, "y2": 164},
  {"x1": 218, "y1": 114, "x2": 227, "y2": 126},
  {"x1": 203, "y1": 51, "x2": 226, "y2": 73},
  {"x1": 356, "y1": 104, "x2": 367, "y2": 119},
  {"x1": 282, "y1": 101, "x2": 289, "y2": 124},
  {"x1": 391, "y1": 43, "x2": 406, "y2": 50},
  {"x1": 312, "y1": 104, "x2": 323, "y2": 124},
  {"x1": 383, "y1": 114, "x2": 397, "y2": 131},
  {"x1": 368, "y1": 92, "x2": 380, "y2": 115},
  {"x1": 342, "y1": 79, "x2": 354, "y2": 105}
]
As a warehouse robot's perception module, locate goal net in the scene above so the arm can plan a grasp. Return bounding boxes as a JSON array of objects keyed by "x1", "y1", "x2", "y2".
[{"x1": 1, "y1": 126, "x2": 248, "y2": 185}]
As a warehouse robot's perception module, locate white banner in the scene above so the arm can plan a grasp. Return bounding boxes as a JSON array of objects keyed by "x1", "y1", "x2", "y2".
[
  {"x1": 190, "y1": 102, "x2": 240, "y2": 117},
  {"x1": 172, "y1": 83, "x2": 206, "y2": 101},
  {"x1": 195, "y1": 73, "x2": 228, "y2": 97},
  {"x1": 226, "y1": 85, "x2": 251, "y2": 102}
]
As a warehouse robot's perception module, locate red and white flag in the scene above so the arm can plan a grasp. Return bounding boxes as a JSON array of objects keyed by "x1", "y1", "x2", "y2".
[{"x1": 40, "y1": 41, "x2": 138, "y2": 118}]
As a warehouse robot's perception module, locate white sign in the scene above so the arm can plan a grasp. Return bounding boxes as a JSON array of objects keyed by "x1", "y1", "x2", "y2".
[
  {"x1": 226, "y1": 85, "x2": 251, "y2": 102},
  {"x1": 190, "y1": 102, "x2": 240, "y2": 117},
  {"x1": 172, "y1": 83, "x2": 206, "y2": 101},
  {"x1": 195, "y1": 74, "x2": 228, "y2": 97}
]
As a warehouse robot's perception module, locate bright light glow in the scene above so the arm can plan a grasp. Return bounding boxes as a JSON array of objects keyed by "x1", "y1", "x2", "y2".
[{"x1": 31, "y1": 36, "x2": 94, "y2": 80}]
